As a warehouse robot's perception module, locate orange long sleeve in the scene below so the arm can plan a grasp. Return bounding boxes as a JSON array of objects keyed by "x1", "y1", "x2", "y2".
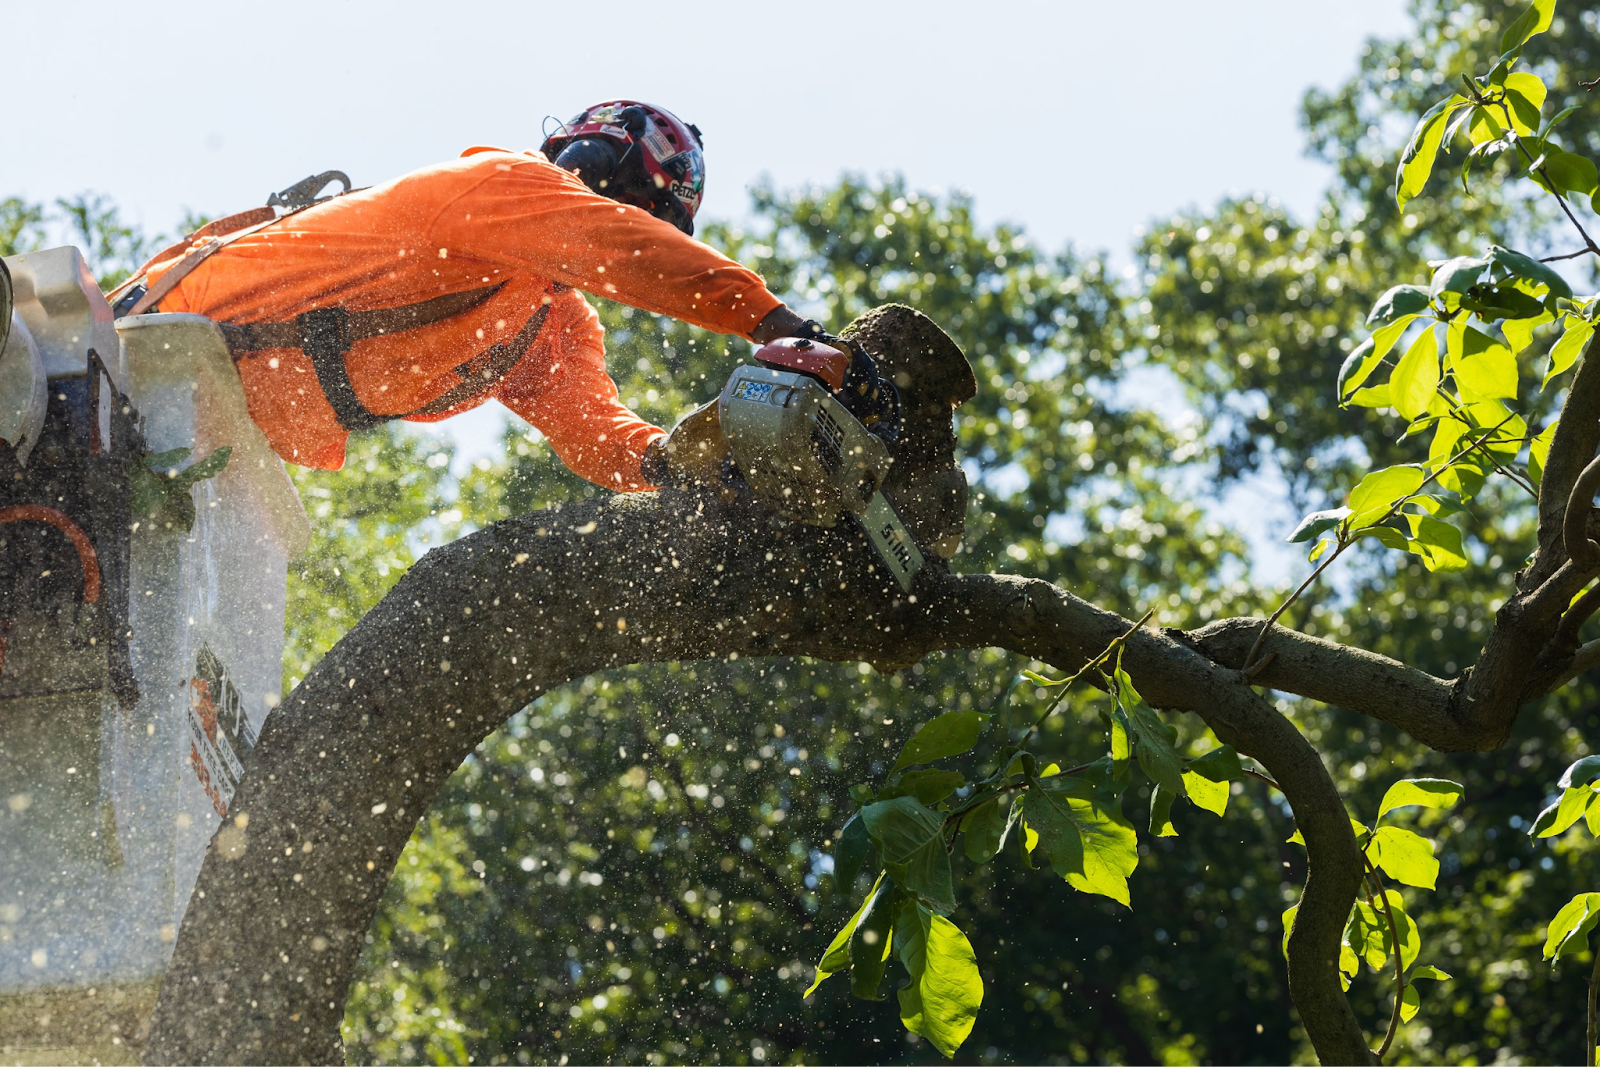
[
  {"x1": 493, "y1": 294, "x2": 665, "y2": 491},
  {"x1": 144, "y1": 146, "x2": 781, "y2": 485},
  {"x1": 428, "y1": 148, "x2": 783, "y2": 339}
]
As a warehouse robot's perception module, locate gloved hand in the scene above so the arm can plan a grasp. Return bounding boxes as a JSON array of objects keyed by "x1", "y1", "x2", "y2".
[{"x1": 640, "y1": 399, "x2": 730, "y2": 488}]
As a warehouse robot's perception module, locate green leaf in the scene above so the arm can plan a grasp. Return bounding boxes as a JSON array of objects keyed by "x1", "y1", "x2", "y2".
[
  {"x1": 1338, "y1": 940, "x2": 1359, "y2": 991},
  {"x1": 1366, "y1": 284, "x2": 1432, "y2": 327},
  {"x1": 885, "y1": 769, "x2": 966, "y2": 807},
  {"x1": 894, "y1": 900, "x2": 983, "y2": 1059},
  {"x1": 1542, "y1": 150, "x2": 1600, "y2": 202},
  {"x1": 1346, "y1": 465, "x2": 1426, "y2": 530},
  {"x1": 1405, "y1": 514, "x2": 1469, "y2": 572},
  {"x1": 1533, "y1": 786, "x2": 1598, "y2": 838},
  {"x1": 961, "y1": 796, "x2": 1016, "y2": 864},
  {"x1": 1187, "y1": 745, "x2": 1244, "y2": 782},
  {"x1": 892, "y1": 710, "x2": 986, "y2": 772},
  {"x1": 1546, "y1": 317, "x2": 1595, "y2": 388},
  {"x1": 1487, "y1": 244, "x2": 1574, "y2": 299},
  {"x1": 1349, "y1": 901, "x2": 1390, "y2": 971},
  {"x1": 1123, "y1": 690, "x2": 1183, "y2": 798},
  {"x1": 1449, "y1": 323, "x2": 1519, "y2": 401},
  {"x1": 1287, "y1": 816, "x2": 1369, "y2": 848},
  {"x1": 1379, "y1": 778, "x2": 1465, "y2": 819},
  {"x1": 1281, "y1": 903, "x2": 1299, "y2": 961},
  {"x1": 1502, "y1": 71, "x2": 1548, "y2": 135},
  {"x1": 1020, "y1": 668, "x2": 1064, "y2": 687},
  {"x1": 806, "y1": 873, "x2": 883, "y2": 997},
  {"x1": 1530, "y1": 422, "x2": 1558, "y2": 489},
  {"x1": 1380, "y1": 890, "x2": 1422, "y2": 969},
  {"x1": 1499, "y1": 0, "x2": 1555, "y2": 54},
  {"x1": 1348, "y1": 383, "x2": 1393, "y2": 409},
  {"x1": 849, "y1": 880, "x2": 895, "y2": 1000},
  {"x1": 1024, "y1": 778, "x2": 1139, "y2": 906},
  {"x1": 1398, "y1": 96, "x2": 1467, "y2": 208},
  {"x1": 1391, "y1": 326, "x2": 1441, "y2": 420},
  {"x1": 1541, "y1": 105, "x2": 1581, "y2": 141},
  {"x1": 1182, "y1": 770, "x2": 1230, "y2": 817},
  {"x1": 1180, "y1": 745, "x2": 1241, "y2": 817},
  {"x1": 1359, "y1": 526, "x2": 1413, "y2": 554},
  {"x1": 1504, "y1": 308, "x2": 1556, "y2": 354},
  {"x1": 1368, "y1": 826, "x2": 1440, "y2": 889},
  {"x1": 143, "y1": 447, "x2": 193, "y2": 469},
  {"x1": 1398, "y1": 966, "x2": 1453, "y2": 1023},
  {"x1": 1150, "y1": 782, "x2": 1178, "y2": 838},
  {"x1": 1287, "y1": 507, "x2": 1351, "y2": 544},
  {"x1": 1543, "y1": 893, "x2": 1600, "y2": 962},
  {"x1": 1430, "y1": 256, "x2": 1488, "y2": 299},
  {"x1": 1461, "y1": 282, "x2": 1549, "y2": 322},
  {"x1": 1560, "y1": 755, "x2": 1600, "y2": 789},
  {"x1": 833, "y1": 813, "x2": 872, "y2": 893},
  {"x1": 1339, "y1": 316, "x2": 1427, "y2": 400},
  {"x1": 860, "y1": 797, "x2": 955, "y2": 910},
  {"x1": 177, "y1": 445, "x2": 232, "y2": 487}
]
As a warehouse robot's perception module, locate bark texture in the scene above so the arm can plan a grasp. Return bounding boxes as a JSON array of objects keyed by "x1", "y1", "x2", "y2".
[{"x1": 150, "y1": 303, "x2": 1600, "y2": 1066}]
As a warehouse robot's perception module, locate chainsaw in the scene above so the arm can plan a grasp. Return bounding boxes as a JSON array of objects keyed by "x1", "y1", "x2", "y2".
[{"x1": 714, "y1": 336, "x2": 925, "y2": 592}]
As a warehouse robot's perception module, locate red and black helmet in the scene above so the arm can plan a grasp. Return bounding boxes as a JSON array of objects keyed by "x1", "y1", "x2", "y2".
[{"x1": 540, "y1": 100, "x2": 706, "y2": 235}]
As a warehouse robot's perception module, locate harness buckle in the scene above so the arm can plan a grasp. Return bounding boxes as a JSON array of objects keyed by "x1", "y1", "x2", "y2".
[{"x1": 267, "y1": 171, "x2": 352, "y2": 213}]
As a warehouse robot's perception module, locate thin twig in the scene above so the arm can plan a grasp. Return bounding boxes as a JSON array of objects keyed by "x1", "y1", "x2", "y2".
[
  {"x1": 1483, "y1": 92, "x2": 1600, "y2": 255},
  {"x1": 1543, "y1": 249, "x2": 1596, "y2": 263},
  {"x1": 1558, "y1": 582, "x2": 1600, "y2": 648},
  {"x1": 1436, "y1": 404, "x2": 1537, "y2": 499},
  {"x1": 1588, "y1": 943, "x2": 1600, "y2": 1067},
  {"x1": 1365, "y1": 862, "x2": 1407, "y2": 1060},
  {"x1": 1241, "y1": 767, "x2": 1282, "y2": 792},
  {"x1": 1016, "y1": 609, "x2": 1153, "y2": 749}
]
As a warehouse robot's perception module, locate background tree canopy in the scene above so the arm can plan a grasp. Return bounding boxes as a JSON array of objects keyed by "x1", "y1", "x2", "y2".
[{"x1": 10, "y1": 1, "x2": 1600, "y2": 1063}]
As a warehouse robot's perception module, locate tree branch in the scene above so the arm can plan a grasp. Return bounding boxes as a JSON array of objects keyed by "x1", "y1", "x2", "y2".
[{"x1": 144, "y1": 307, "x2": 1374, "y2": 1067}]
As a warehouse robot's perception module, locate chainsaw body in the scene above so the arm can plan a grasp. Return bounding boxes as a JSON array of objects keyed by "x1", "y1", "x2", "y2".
[{"x1": 716, "y1": 338, "x2": 925, "y2": 591}]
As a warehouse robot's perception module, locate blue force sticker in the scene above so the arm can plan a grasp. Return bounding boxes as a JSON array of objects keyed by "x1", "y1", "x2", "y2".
[{"x1": 731, "y1": 379, "x2": 775, "y2": 403}]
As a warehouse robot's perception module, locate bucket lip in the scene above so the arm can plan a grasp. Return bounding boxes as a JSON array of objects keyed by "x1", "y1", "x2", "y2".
[{"x1": 1, "y1": 258, "x2": 12, "y2": 356}]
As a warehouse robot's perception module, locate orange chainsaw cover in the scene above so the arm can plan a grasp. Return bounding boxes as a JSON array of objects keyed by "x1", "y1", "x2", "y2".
[{"x1": 139, "y1": 146, "x2": 785, "y2": 487}]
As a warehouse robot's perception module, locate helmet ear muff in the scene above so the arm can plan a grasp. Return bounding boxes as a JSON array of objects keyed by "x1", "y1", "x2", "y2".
[{"x1": 553, "y1": 137, "x2": 621, "y2": 193}]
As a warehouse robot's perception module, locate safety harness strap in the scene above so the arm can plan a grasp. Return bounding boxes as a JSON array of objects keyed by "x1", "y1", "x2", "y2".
[{"x1": 221, "y1": 283, "x2": 566, "y2": 432}]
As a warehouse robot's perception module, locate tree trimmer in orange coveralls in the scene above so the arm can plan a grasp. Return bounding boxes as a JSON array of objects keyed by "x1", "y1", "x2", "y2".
[{"x1": 106, "y1": 99, "x2": 921, "y2": 588}]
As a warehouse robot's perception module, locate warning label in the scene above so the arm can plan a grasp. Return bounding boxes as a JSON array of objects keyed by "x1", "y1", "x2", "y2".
[{"x1": 185, "y1": 644, "x2": 258, "y2": 817}]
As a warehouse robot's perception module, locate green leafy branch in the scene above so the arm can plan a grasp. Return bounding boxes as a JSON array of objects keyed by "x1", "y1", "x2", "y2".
[
  {"x1": 1530, "y1": 756, "x2": 1600, "y2": 1066},
  {"x1": 1274, "y1": 0, "x2": 1600, "y2": 676},
  {"x1": 1282, "y1": 778, "x2": 1462, "y2": 1060},
  {"x1": 807, "y1": 623, "x2": 1257, "y2": 1057}
]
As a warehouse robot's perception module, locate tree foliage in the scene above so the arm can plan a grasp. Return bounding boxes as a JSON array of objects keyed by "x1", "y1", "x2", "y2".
[{"x1": 21, "y1": 3, "x2": 1600, "y2": 1063}]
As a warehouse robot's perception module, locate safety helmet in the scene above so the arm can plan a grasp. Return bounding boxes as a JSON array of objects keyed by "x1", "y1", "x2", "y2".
[{"x1": 541, "y1": 101, "x2": 706, "y2": 235}]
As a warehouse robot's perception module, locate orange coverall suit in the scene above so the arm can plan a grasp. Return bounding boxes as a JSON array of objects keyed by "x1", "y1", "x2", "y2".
[{"x1": 138, "y1": 146, "x2": 784, "y2": 488}]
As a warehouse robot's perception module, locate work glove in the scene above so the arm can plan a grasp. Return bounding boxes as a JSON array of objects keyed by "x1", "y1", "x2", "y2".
[
  {"x1": 640, "y1": 400, "x2": 730, "y2": 488},
  {"x1": 793, "y1": 322, "x2": 901, "y2": 443}
]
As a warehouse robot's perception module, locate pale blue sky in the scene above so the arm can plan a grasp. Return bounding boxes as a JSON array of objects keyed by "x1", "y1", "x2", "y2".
[
  {"x1": 10, "y1": 0, "x2": 1409, "y2": 254},
  {"x1": 6, "y1": 0, "x2": 1412, "y2": 496}
]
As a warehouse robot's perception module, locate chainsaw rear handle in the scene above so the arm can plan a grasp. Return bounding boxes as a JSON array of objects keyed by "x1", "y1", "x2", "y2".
[{"x1": 754, "y1": 334, "x2": 901, "y2": 444}]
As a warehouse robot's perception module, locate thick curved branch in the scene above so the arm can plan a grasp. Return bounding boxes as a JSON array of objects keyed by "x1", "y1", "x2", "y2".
[
  {"x1": 1567, "y1": 454, "x2": 1600, "y2": 573},
  {"x1": 1536, "y1": 329, "x2": 1600, "y2": 569},
  {"x1": 1188, "y1": 618, "x2": 1460, "y2": 749},
  {"x1": 931, "y1": 578, "x2": 1371, "y2": 1064},
  {"x1": 144, "y1": 307, "x2": 1372, "y2": 1067}
]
